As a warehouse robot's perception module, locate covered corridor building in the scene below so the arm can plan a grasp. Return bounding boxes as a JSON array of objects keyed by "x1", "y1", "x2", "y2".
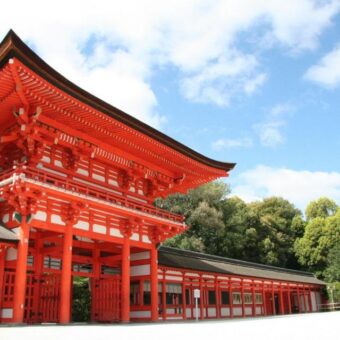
[{"x1": 0, "y1": 30, "x2": 324, "y2": 324}]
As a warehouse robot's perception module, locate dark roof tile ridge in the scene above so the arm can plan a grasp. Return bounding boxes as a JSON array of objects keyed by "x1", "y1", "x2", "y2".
[{"x1": 159, "y1": 246, "x2": 315, "y2": 278}]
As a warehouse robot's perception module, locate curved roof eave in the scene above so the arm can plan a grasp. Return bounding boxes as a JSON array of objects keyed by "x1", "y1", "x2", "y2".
[{"x1": 0, "y1": 30, "x2": 236, "y2": 173}]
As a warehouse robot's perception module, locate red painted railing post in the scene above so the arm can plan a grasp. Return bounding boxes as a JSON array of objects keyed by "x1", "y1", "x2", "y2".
[
  {"x1": 0, "y1": 246, "x2": 6, "y2": 313},
  {"x1": 121, "y1": 234, "x2": 130, "y2": 322},
  {"x1": 279, "y1": 283, "x2": 284, "y2": 314},
  {"x1": 150, "y1": 244, "x2": 159, "y2": 321},
  {"x1": 59, "y1": 224, "x2": 73, "y2": 323},
  {"x1": 287, "y1": 284, "x2": 292, "y2": 314},
  {"x1": 13, "y1": 215, "x2": 30, "y2": 323},
  {"x1": 241, "y1": 279, "x2": 245, "y2": 317},
  {"x1": 229, "y1": 278, "x2": 234, "y2": 318},
  {"x1": 297, "y1": 286, "x2": 301, "y2": 313},
  {"x1": 271, "y1": 281, "x2": 275, "y2": 315},
  {"x1": 262, "y1": 281, "x2": 266, "y2": 316}
]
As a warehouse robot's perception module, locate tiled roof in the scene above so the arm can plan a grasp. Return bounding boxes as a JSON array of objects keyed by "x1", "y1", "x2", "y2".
[{"x1": 158, "y1": 246, "x2": 325, "y2": 285}]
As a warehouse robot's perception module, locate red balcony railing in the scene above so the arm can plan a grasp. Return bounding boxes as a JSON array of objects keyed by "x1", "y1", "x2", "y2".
[{"x1": 0, "y1": 166, "x2": 184, "y2": 224}]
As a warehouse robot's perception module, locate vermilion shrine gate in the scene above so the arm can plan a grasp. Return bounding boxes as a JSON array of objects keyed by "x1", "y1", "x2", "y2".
[
  {"x1": 0, "y1": 31, "x2": 324, "y2": 324},
  {"x1": 0, "y1": 30, "x2": 234, "y2": 324}
]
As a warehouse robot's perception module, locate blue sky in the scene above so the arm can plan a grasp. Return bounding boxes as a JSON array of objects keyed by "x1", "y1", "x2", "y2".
[{"x1": 1, "y1": 0, "x2": 340, "y2": 210}]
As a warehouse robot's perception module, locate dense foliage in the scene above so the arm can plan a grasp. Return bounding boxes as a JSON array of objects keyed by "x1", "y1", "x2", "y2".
[{"x1": 155, "y1": 183, "x2": 340, "y2": 302}]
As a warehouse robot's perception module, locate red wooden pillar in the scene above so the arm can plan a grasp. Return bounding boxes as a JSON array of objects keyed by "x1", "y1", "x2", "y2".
[
  {"x1": 150, "y1": 244, "x2": 158, "y2": 321},
  {"x1": 199, "y1": 275, "x2": 204, "y2": 320},
  {"x1": 251, "y1": 281, "x2": 256, "y2": 317},
  {"x1": 0, "y1": 246, "x2": 7, "y2": 312},
  {"x1": 262, "y1": 281, "x2": 267, "y2": 316},
  {"x1": 32, "y1": 235, "x2": 44, "y2": 322},
  {"x1": 162, "y1": 271, "x2": 166, "y2": 320},
  {"x1": 215, "y1": 276, "x2": 220, "y2": 318},
  {"x1": 59, "y1": 225, "x2": 73, "y2": 324},
  {"x1": 241, "y1": 279, "x2": 245, "y2": 317},
  {"x1": 271, "y1": 281, "x2": 275, "y2": 315},
  {"x1": 303, "y1": 285, "x2": 308, "y2": 312},
  {"x1": 93, "y1": 248, "x2": 101, "y2": 278},
  {"x1": 287, "y1": 284, "x2": 292, "y2": 314},
  {"x1": 308, "y1": 286, "x2": 313, "y2": 312},
  {"x1": 182, "y1": 273, "x2": 187, "y2": 320},
  {"x1": 296, "y1": 286, "x2": 301, "y2": 313},
  {"x1": 121, "y1": 235, "x2": 130, "y2": 322},
  {"x1": 13, "y1": 215, "x2": 30, "y2": 323},
  {"x1": 279, "y1": 283, "x2": 284, "y2": 314},
  {"x1": 229, "y1": 278, "x2": 234, "y2": 318}
]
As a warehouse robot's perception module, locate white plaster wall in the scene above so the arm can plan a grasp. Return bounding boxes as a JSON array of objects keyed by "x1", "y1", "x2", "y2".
[
  {"x1": 110, "y1": 228, "x2": 122, "y2": 238},
  {"x1": 186, "y1": 308, "x2": 192, "y2": 318},
  {"x1": 92, "y1": 174, "x2": 105, "y2": 182},
  {"x1": 76, "y1": 168, "x2": 89, "y2": 176},
  {"x1": 221, "y1": 307, "x2": 230, "y2": 317},
  {"x1": 207, "y1": 308, "x2": 216, "y2": 317},
  {"x1": 256, "y1": 306, "x2": 262, "y2": 315},
  {"x1": 1, "y1": 308, "x2": 13, "y2": 318},
  {"x1": 245, "y1": 307, "x2": 252, "y2": 315},
  {"x1": 6, "y1": 248, "x2": 17, "y2": 261},
  {"x1": 165, "y1": 275, "x2": 182, "y2": 281},
  {"x1": 142, "y1": 235, "x2": 151, "y2": 243},
  {"x1": 51, "y1": 214, "x2": 65, "y2": 225},
  {"x1": 93, "y1": 224, "x2": 106, "y2": 234},
  {"x1": 130, "y1": 264, "x2": 150, "y2": 276},
  {"x1": 131, "y1": 251, "x2": 150, "y2": 261},
  {"x1": 34, "y1": 211, "x2": 47, "y2": 222},
  {"x1": 74, "y1": 221, "x2": 89, "y2": 231},
  {"x1": 233, "y1": 307, "x2": 242, "y2": 316},
  {"x1": 130, "y1": 311, "x2": 151, "y2": 318},
  {"x1": 311, "y1": 292, "x2": 317, "y2": 312}
]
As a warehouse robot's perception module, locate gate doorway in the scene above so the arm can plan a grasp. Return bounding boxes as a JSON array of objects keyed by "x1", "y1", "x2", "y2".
[
  {"x1": 91, "y1": 276, "x2": 121, "y2": 322},
  {"x1": 72, "y1": 276, "x2": 91, "y2": 322}
]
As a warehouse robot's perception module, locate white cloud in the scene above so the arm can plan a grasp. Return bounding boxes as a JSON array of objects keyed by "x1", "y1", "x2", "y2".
[
  {"x1": 0, "y1": 0, "x2": 338, "y2": 122},
  {"x1": 270, "y1": 103, "x2": 296, "y2": 117},
  {"x1": 232, "y1": 165, "x2": 340, "y2": 210},
  {"x1": 212, "y1": 137, "x2": 253, "y2": 150},
  {"x1": 305, "y1": 45, "x2": 340, "y2": 87},
  {"x1": 254, "y1": 102, "x2": 296, "y2": 147},
  {"x1": 254, "y1": 120, "x2": 286, "y2": 147}
]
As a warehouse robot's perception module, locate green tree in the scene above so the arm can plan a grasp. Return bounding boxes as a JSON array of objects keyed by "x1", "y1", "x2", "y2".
[
  {"x1": 156, "y1": 181, "x2": 229, "y2": 253},
  {"x1": 248, "y1": 197, "x2": 303, "y2": 268},
  {"x1": 305, "y1": 197, "x2": 337, "y2": 220},
  {"x1": 294, "y1": 208, "x2": 340, "y2": 278}
]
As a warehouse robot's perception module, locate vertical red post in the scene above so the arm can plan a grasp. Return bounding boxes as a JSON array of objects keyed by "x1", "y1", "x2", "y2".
[
  {"x1": 215, "y1": 276, "x2": 220, "y2": 318},
  {"x1": 150, "y1": 244, "x2": 158, "y2": 321},
  {"x1": 59, "y1": 225, "x2": 73, "y2": 324},
  {"x1": 262, "y1": 281, "x2": 267, "y2": 316},
  {"x1": 251, "y1": 281, "x2": 256, "y2": 317},
  {"x1": 13, "y1": 215, "x2": 30, "y2": 323},
  {"x1": 182, "y1": 273, "x2": 187, "y2": 320},
  {"x1": 303, "y1": 285, "x2": 308, "y2": 312},
  {"x1": 287, "y1": 284, "x2": 292, "y2": 314},
  {"x1": 308, "y1": 286, "x2": 313, "y2": 312},
  {"x1": 0, "y1": 246, "x2": 7, "y2": 312},
  {"x1": 241, "y1": 279, "x2": 245, "y2": 317},
  {"x1": 229, "y1": 278, "x2": 234, "y2": 318},
  {"x1": 93, "y1": 248, "x2": 101, "y2": 278},
  {"x1": 296, "y1": 286, "x2": 301, "y2": 313},
  {"x1": 162, "y1": 271, "x2": 166, "y2": 320},
  {"x1": 271, "y1": 281, "x2": 275, "y2": 315},
  {"x1": 279, "y1": 283, "x2": 284, "y2": 314},
  {"x1": 199, "y1": 275, "x2": 204, "y2": 320},
  {"x1": 121, "y1": 235, "x2": 130, "y2": 322},
  {"x1": 32, "y1": 235, "x2": 43, "y2": 322}
]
